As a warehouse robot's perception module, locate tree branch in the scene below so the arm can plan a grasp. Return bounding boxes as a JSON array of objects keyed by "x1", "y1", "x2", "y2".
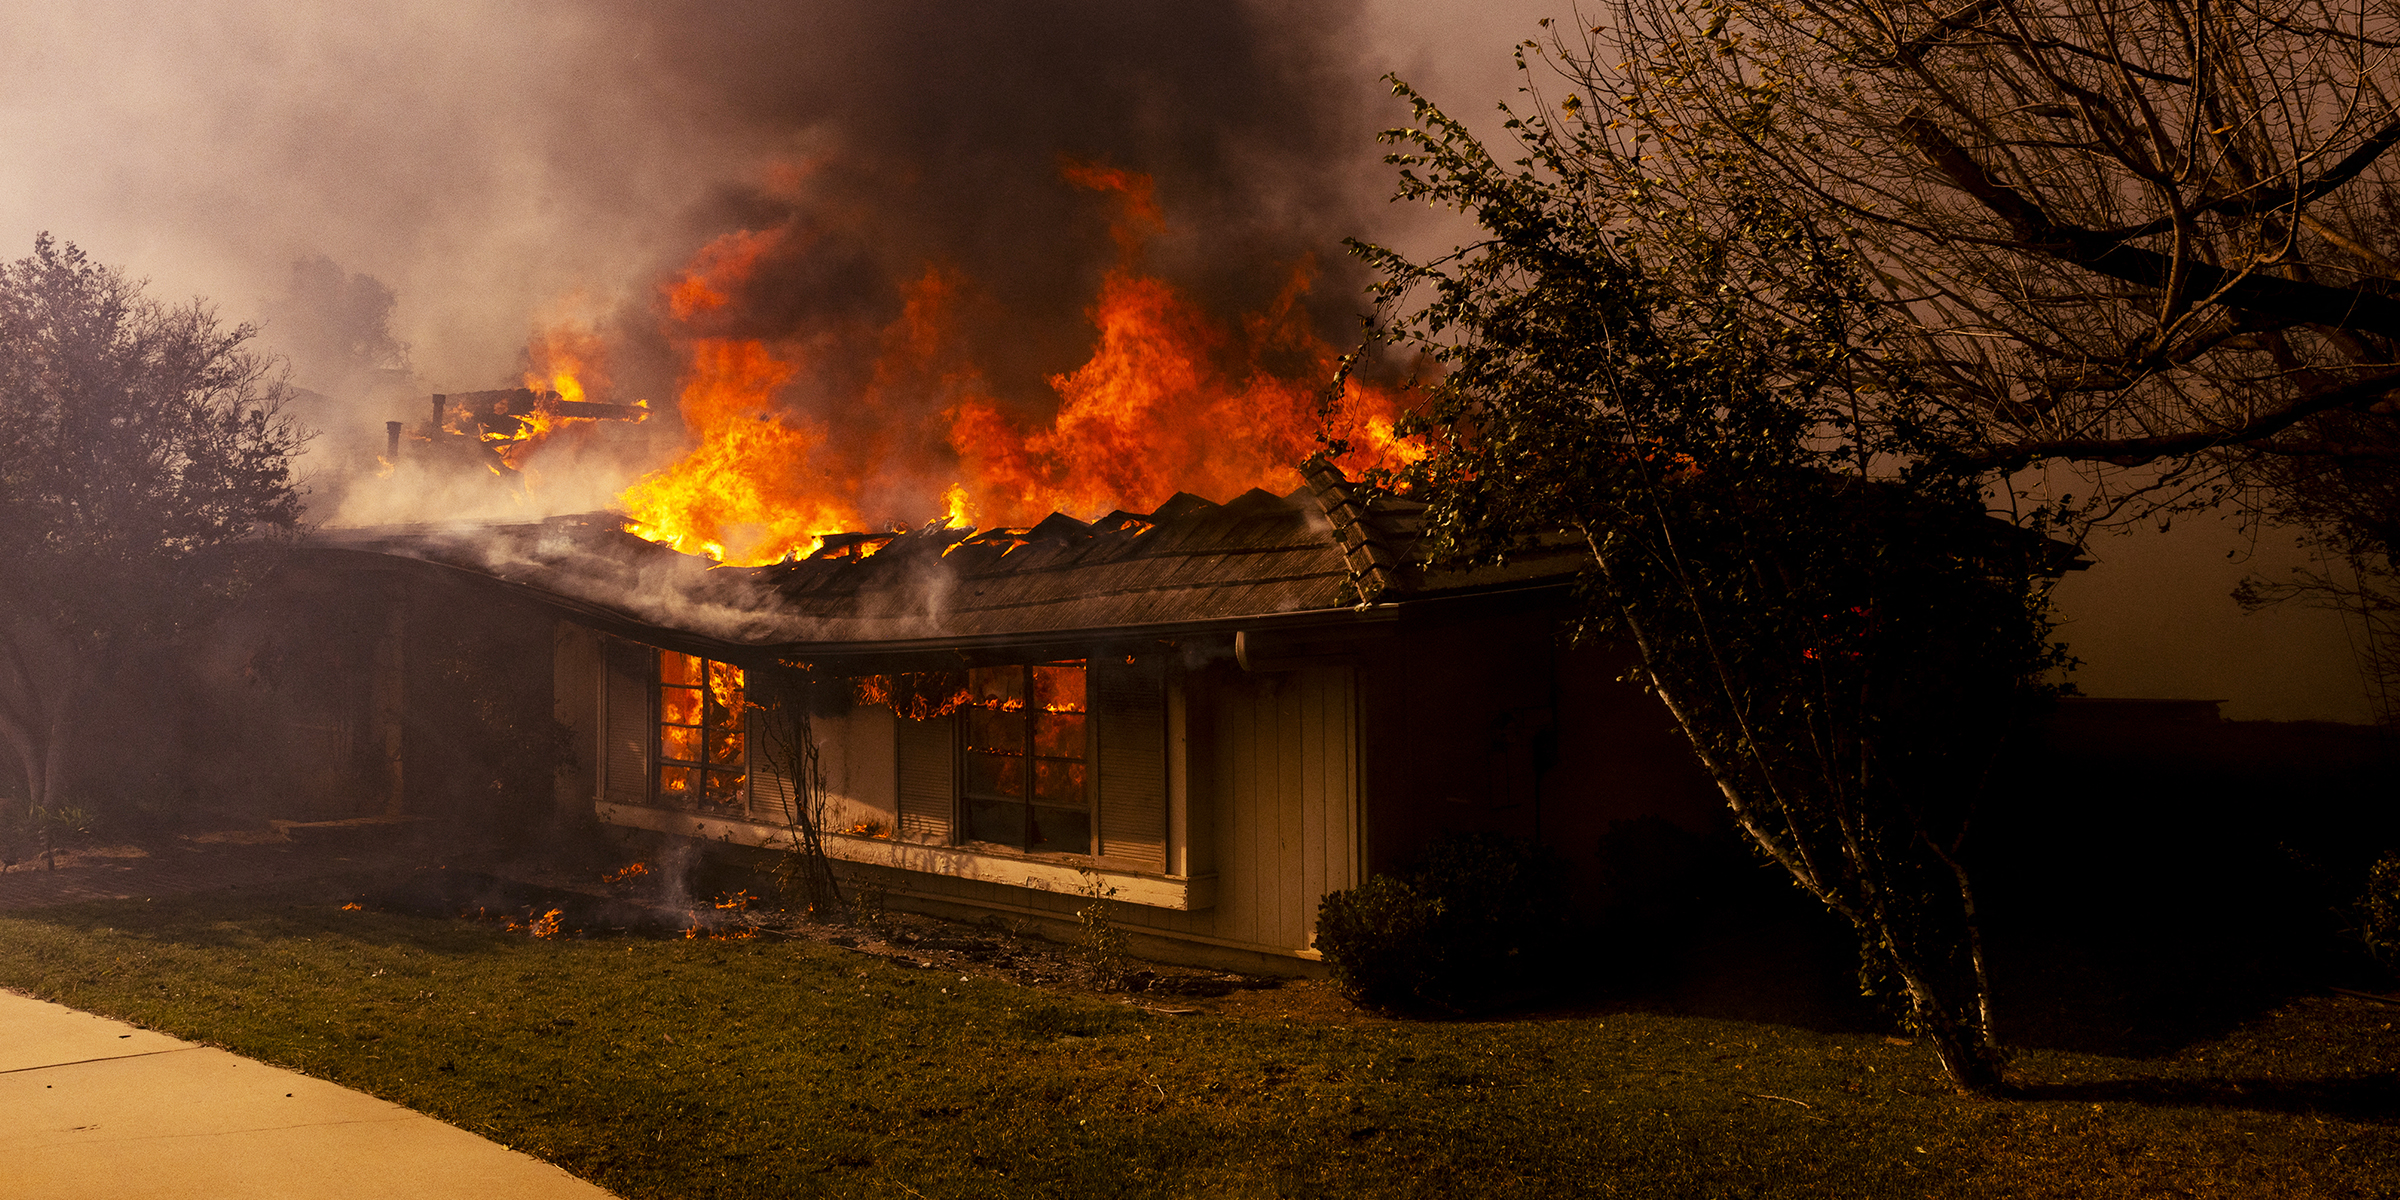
[
  {"x1": 1900, "y1": 115, "x2": 2400, "y2": 338},
  {"x1": 1963, "y1": 366, "x2": 2400, "y2": 470}
]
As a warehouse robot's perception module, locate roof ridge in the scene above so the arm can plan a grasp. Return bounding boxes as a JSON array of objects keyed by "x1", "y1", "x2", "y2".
[{"x1": 1299, "y1": 461, "x2": 1403, "y2": 607}]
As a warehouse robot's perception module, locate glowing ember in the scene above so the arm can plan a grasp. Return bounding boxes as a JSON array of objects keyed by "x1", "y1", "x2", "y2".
[{"x1": 682, "y1": 891, "x2": 761, "y2": 940}]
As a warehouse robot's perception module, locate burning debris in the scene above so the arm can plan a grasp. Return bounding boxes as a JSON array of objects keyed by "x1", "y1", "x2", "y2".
[{"x1": 359, "y1": 867, "x2": 768, "y2": 940}]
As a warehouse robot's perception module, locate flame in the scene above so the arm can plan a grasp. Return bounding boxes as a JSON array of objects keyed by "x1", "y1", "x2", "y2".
[
  {"x1": 942, "y1": 482, "x2": 974, "y2": 530},
  {"x1": 944, "y1": 163, "x2": 1419, "y2": 524},
  {"x1": 618, "y1": 338, "x2": 862, "y2": 564},
  {"x1": 850, "y1": 662, "x2": 1088, "y2": 719},
  {"x1": 504, "y1": 162, "x2": 1422, "y2": 560},
  {"x1": 682, "y1": 891, "x2": 759, "y2": 940}
]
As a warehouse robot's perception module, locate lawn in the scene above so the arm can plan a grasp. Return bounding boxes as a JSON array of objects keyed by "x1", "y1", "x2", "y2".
[{"x1": 2, "y1": 883, "x2": 2396, "y2": 1199}]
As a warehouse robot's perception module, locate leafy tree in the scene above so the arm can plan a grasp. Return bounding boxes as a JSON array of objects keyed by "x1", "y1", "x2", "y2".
[
  {"x1": 0, "y1": 235, "x2": 306, "y2": 816},
  {"x1": 1343, "y1": 79, "x2": 2065, "y2": 1092}
]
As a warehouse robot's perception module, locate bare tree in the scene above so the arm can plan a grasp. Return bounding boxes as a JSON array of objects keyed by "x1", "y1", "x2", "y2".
[
  {"x1": 0, "y1": 236, "x2": 306, "y2": 815},
  {"x1": 1538, "y1": 0, "x2": 2397, "y2": 476},
  {"x1": 1495, "y1": 0, "x2": 2400, "y2": 713}
]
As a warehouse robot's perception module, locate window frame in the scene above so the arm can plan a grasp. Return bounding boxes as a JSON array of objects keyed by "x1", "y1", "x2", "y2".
[
  {"x1": 652, "y1": 649, "x2": 749, "y2": 812},
  {"x1": 958, "y1": 659, "x2": 1093, "y2": 856}
]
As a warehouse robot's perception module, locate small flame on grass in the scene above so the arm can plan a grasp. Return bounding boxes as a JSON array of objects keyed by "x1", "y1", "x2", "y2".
[{"x1": 681, "y1": 891, "x2": 760, "y2": 940}]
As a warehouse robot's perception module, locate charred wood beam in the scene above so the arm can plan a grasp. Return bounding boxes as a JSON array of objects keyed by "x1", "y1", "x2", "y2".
[
  {"x1": 1899, "y1": 115, "x2": 2400, "y2": 339},
  {"x1": 1963, "y1": 366, "x2": 2400, "y2": 471}
]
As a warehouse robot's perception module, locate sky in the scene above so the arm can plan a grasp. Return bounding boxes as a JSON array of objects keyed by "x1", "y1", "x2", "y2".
[{"x1": 0, "y1": 0, "x2": 2374, "y2": 723}]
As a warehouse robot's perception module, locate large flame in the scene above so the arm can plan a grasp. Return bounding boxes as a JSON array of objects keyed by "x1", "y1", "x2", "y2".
[
  {"x1": 526, "y1": 161, "x2": 1420, "y2": 563},
  {"x1": 619, "y1": 338, "x2": 861, "y2": 563}
]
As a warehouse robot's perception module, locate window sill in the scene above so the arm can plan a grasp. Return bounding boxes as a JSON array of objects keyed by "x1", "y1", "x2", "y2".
[{"x1": 593, "y1": 801, "x2": 1215, "y2": 911}]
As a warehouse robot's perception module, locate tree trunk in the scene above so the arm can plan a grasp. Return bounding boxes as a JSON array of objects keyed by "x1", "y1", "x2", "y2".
[{"x1": 1888, "y1": 943, "x2": 2006, "y2": 1095}]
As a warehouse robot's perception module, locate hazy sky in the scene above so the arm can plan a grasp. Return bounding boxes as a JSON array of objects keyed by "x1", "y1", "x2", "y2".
[{"x1": 0, "y1": 0, "x2": 2371, "y2": 722}]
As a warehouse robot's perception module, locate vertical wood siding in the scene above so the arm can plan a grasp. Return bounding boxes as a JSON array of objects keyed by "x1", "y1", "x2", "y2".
[
  {"x1": 748, "y1": 706, "x2": 796, "y2": 824},
  {"x1": 895, "y1": 713, "x2": 955, "y2": 842},
  {"x1": 1094, "y1": 652, "x2": 1168, "y2": 872},
  {"x1": 824, "y1": 706, "x2": 899, "y2": 826},
  {"x1": 601, "y1": 639, "x2": 650, "y2": 806},
  {"x1": 1202, "y1": 664, "x2": 1359, "y2": 954}
]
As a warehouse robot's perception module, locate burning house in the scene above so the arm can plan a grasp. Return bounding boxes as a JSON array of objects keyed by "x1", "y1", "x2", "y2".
[{"x1": 238, "y1": 462, "x2": 1723, "y2": 973}]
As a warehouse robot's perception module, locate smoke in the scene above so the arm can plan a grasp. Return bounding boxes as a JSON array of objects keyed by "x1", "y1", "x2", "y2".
[
  {"x1": 531, "y1": 0, "x2": 1412, "y2": 533},
  {"x1": 1, "y1": 1, "x2": 1458, "y2": 530}
]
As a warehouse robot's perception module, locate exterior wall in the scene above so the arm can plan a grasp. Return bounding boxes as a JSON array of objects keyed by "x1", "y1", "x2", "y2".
[
  {"x1": 1194, "y1": 662, "x2": 1359, "y2": 954},
  {"x1": 580, "y1": 633, "x2": 1366, "y2": 965},
  {"x1": 1356, "y1": 597, "x2": 1721, "y2": 918},
  {"x1": 818, "y1": 706, "x2": 898, "y2": 832},
  {"x1": 182, "y1": 562, "x2": 407, "y2": 821},
  {"x1": 552, "y1": 621, "x2": 602, "y2": 822}
]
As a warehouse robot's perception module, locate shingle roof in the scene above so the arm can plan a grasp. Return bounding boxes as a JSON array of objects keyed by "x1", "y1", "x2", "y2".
[{"x1": 298, "y1": 472, "x2": 1591, "y2": 657}]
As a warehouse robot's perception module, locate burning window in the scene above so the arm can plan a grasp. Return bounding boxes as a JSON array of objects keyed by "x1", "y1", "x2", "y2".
[
  {"x1": 962, "y1": 661, "x2": 1089, "y2": 854},
  {"x1": 657, "y1": 651, "x2": 747, "y2": 809}
]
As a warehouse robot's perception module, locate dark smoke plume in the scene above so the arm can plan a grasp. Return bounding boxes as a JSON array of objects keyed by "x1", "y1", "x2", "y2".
[{"x1": 587, "y1": 0, "x2": 1388, "y2": 414}]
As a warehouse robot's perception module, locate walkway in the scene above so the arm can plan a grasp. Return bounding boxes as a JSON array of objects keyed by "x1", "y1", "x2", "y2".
[{"x1": 0, "y1": 989, "x2": 618, "y2": 1200}]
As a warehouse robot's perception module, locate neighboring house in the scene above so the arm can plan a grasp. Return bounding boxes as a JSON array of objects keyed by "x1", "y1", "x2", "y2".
[{"x1": 228, "y1": 466, "x2": 1735, "y2": 972}]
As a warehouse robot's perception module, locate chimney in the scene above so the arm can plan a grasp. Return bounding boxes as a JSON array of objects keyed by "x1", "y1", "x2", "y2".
[
  {"x1": 430, "y1": 393, "x2": 447, "y2": 436},
  {"x1": 384, "y1": 421, "x2": 402, "y2": 461}
]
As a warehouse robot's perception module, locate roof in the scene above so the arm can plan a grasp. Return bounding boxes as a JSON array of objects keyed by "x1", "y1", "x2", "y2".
[
  {"x1": 298, "y1": 465, "x2": 2078, "y2": 660},
  {"x1": 298, "y1": 468, "x2": 1592, "y2": 659}
]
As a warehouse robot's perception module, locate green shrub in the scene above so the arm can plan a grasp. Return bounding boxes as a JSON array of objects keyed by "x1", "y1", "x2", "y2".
[
  {"x1": 1316, "y1": 833, "x2": 1563, "y2": 1014},
  {"x1": 1316, "y1": 874, "x2": 1441, "y2": 1011}
]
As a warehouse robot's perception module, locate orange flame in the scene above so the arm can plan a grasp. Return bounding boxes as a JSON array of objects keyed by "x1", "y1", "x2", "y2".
[
  {"x1": 945, "y1": 164, "x2": 1418, "y2": 526},
  {"x1": 618, "y1": 338, "x2": 863, "y2": 564},
  {"x1": 515, "y1": 162, "x2": 1422, "y2": 560}
]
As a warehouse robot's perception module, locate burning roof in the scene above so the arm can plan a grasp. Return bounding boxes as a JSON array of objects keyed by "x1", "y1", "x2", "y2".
[{"x1": 302, "y1": 464, "x2": 1591, "y2": 661}]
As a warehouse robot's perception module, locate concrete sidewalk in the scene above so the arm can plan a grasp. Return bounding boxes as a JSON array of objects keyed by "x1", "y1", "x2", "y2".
[{"x1": 0, "y1": 990, "x2": 617, "y2": 1200}]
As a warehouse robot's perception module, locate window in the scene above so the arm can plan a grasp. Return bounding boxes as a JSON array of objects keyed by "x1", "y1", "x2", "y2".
[
  {"x1": 962, "y1": 661, "x2": 1090, "y2": 854},
  {"x1": 657, "y1": 650, "x2": 747, "y2": 809}
]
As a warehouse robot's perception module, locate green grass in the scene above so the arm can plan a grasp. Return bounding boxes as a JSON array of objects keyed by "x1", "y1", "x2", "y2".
[{"x1": 2, "y1": 885, "x2": 2396, "y2": 1198}]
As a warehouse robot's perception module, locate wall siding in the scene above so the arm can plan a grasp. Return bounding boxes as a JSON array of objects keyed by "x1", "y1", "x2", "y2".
[
  {"x1": 1094, "y1": 653, "x2": 1168, "y2": 872},
  {"x1": 1206, "y1": 664, "x2": 1359, "y2": 954},
  {"x1": 748, "y1": 707, "x2": 797, "y2": 825},
  {"x1": 824, "y1": 706, "x2": 899, "y2": 827},
  {"x1": 895, "y1": 713, "x2": 955, "y2": 843},
  {"x1": 600, "y1": 639, "x2": 650, "y2": 806}
]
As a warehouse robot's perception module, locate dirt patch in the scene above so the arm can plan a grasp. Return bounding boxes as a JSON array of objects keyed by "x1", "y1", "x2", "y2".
[
  {"x1": 183, "y1": 829, "x2": 292, "y2": 845},
  {"x1": 751, "y1": 905, "x2": 1390, "y2": 1025}
]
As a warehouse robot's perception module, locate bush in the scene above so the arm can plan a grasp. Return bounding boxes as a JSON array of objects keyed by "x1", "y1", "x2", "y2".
[{"x1": 1316, "y1": 833, "x2": 1563, "y2": 1014}]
